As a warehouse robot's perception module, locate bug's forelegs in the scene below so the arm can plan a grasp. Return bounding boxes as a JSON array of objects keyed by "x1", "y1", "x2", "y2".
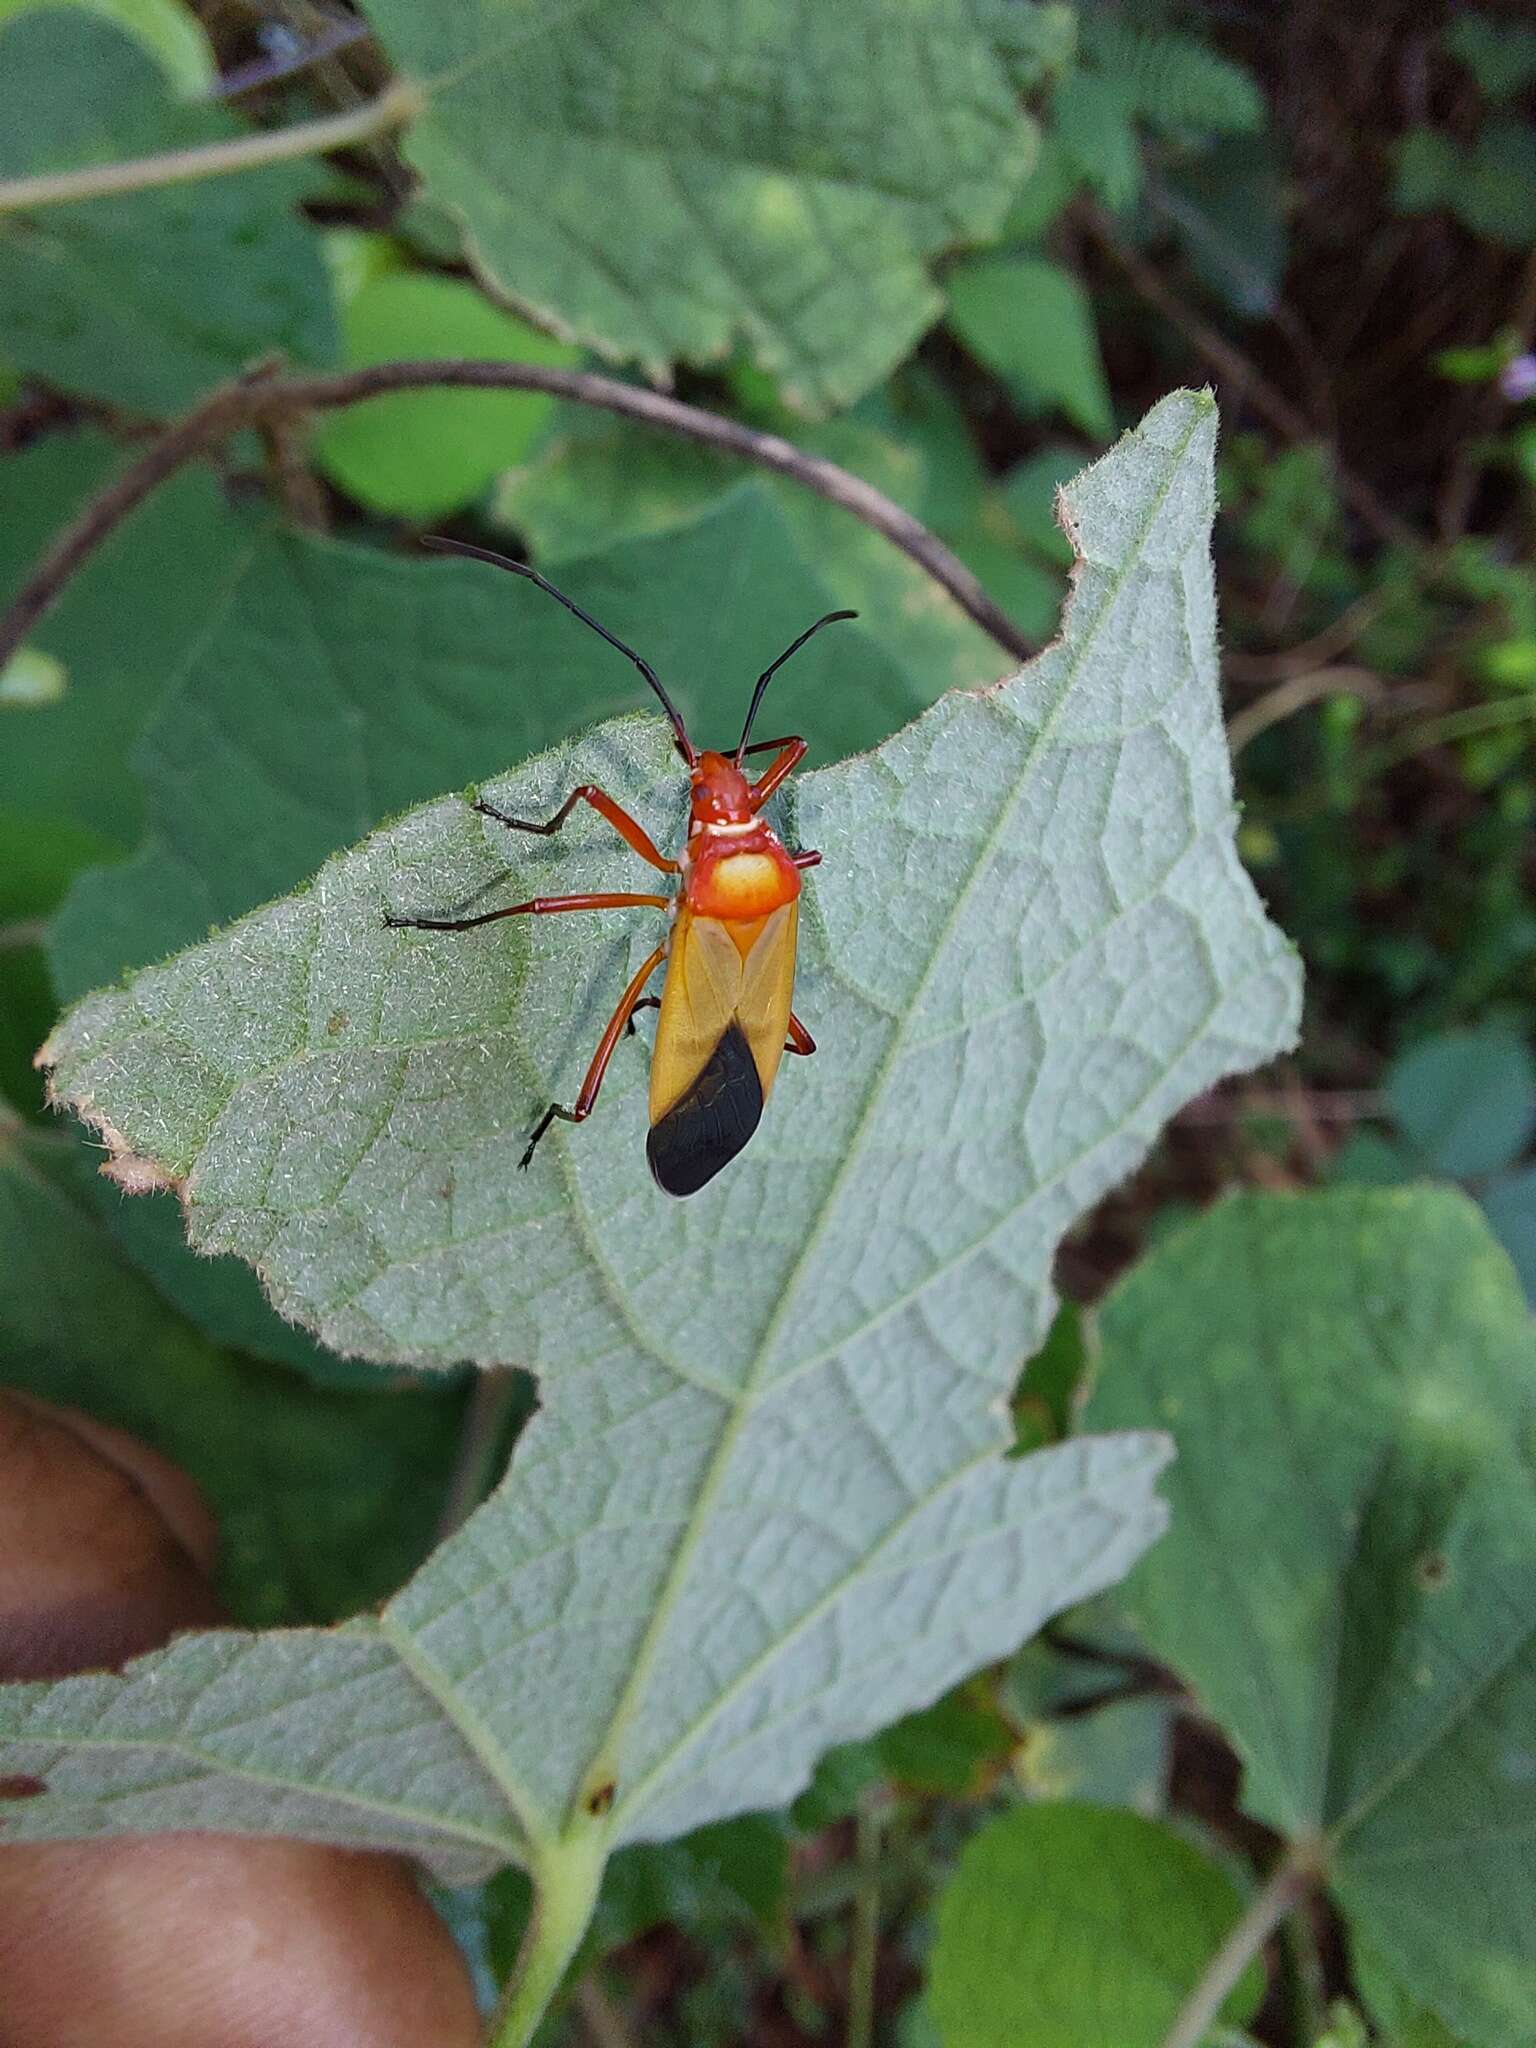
[{"x1": 474, "y1": 786, "x2": 677, "y2": 872}]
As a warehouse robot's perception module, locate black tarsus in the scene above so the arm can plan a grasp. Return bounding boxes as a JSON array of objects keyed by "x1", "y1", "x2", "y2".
[
  {"x1": 624, "y1": 995, "x2": 663, "y2": 1037},
  {"x1": 422, "y1": 536, "x2": 697, "y2": 763},
  {"x1": 520, "y1": 1101, "x2": 578, "y2": 1170},
  {"x1": 735, "y1": 610, "x2": 858, "y2": 762}
]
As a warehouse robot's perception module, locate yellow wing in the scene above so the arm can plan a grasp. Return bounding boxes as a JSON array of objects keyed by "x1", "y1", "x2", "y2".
[
  {"x1": 648, "y1": 903, "x2": 797, "y2": 1126},
  {"x1": 734, "y1": 899, "x2": 797, "y2": 1103}
]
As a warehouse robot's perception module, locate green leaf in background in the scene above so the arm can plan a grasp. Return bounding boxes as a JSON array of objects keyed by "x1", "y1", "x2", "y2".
[
  {"x1": 1154, "y1": 139, "x2": 1290, "y2": 320},
  {"x1": 0, "y1": 433, "x2": 258, "y2": 1120},
  {"x1": 1480, "y1": 1162, "x2": 1536, "y2": 1306},
  {"x1": 0, "y1": 1107, "x2": 465, "y2": 1623},
  {"x1": 946, "y1": 256, "x2": 1113, "y2": 440},
  {"x1": 0, "y1": 0, "x2": 214, "y2": 96},
  {"x1": 1078, "y1": 18, "x2": 1266, "y2": 138},
  {"x1": 0, "y1": 11, "x2": 335, "y2": 416},
  {"x1": 361, "y1": 0, "x2": 1045, "y2": 413},
  {"x1": 497, "y1": 410, "x2": 1008, "y2": 698},
  {"x1": 1383, "y1": 1023, "x2": 1536, "y2": 1177},
  {"x1": 0, "y1": 434, "x2": 263, "y2": 859},
  {"x1": 997, "y1": 131, "x2": 1083, "y2": 244},
  {"x1": 1355, "y1": 1943, "x2": 1476, "y2": 2048},
  {"x1": 312, "y1": 270, "x2": 580, "y2": 520},
  {"x1": 1013, "y1": 1695, "x2": 1172, "y2": 1813},
  {"x1": 874, "y1": 1689, "x2": 1014, "y2": 1797},
  {"x1": 1326, "y1": 1130, "x2": 1419, "y2": 1187},
  {"x1": 1444, "y1": 13, "x2": 1536, "y2": 103},
  {"x1": 927, "y1": 1803, "x2": 1265, "y2": 2048},
  {"x1": 79, "y1": 1178, "x2": 389, "y2": 1385},
  {"x1": 5, "y1": 397, "x2": 1295, "y2": 1910},
  {"x1": 1050, "y1": 66, "x2": 1142, "y2": 213},
  {"x1": 999, "y1": 445, "x2": 1083, "y2": 567},
  {"x1": 1394, "y1": 122, "x2": 1536, "y2": 250},
  {"x1": 1087, "y1": 1187, "x2": 1536, "y2": 2048},
  {"x1": 593, "y1": 1815, "x2": 790, "y2": 1948}
]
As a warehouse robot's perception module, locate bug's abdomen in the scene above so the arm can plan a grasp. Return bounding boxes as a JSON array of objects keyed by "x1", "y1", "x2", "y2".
[{"x1": 646, "y1": 1021, "x2": 763, "y2": 1197}]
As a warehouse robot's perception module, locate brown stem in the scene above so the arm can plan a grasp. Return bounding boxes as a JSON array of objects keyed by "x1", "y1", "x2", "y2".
[
  {"x1": 0, "y1": 361, "x2": 1035, "y2": 673},
  {"x1": 1225, "y1": 663, "x2": 1386, "y2": 755}
]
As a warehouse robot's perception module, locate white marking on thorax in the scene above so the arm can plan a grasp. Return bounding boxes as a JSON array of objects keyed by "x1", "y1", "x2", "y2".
[{"x1": 701, "y1": 818, "x2": 759, "y2": 837}]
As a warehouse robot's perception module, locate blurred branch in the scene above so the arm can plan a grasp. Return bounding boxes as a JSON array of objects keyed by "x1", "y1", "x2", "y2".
[
  {"x1": 1082, "y1": 201, "x2": 1418, "y2": 552},
  {"x1": 1160, "y1": 1841, "x2": 1321, "y2": 2048},
  {"x1": 0, "y1": 360, "x2": 1037, "y2": 673},
  {"x1": 0, "y1": 81, "x2": 419, "y2": 213},
  {"x1": 1226, "y1": 663, "x2": 1386, "y2": 753},
  {"x1": 1366, "y1": 691, "x2": 1536, "y2": 770},
  {"x1": 1221, "y1": 591, "x2": 1388, "y2": 683}
]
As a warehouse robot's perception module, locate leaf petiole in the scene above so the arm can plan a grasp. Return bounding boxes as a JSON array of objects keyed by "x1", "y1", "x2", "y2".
[{"x1": 488, "y1": 1822, "x2": 610, "y2": 2048}]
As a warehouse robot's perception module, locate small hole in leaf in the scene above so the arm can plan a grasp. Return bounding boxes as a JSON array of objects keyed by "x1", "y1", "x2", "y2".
[{"x1": 1415, "y1": 1550, "x2": 1450, "y2": 1590}]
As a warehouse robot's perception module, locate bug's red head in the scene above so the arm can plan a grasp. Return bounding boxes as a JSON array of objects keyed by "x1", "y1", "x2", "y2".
[{"x1": 690, "y1": 750, "x2": 755, "y2": 824}]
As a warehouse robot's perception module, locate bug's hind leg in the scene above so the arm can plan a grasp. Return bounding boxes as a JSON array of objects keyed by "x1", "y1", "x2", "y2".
[
  {"x1": 785, "y1": 1012, "x2": 816, "y2": 1056},
  {"x1": 519, "y1": 945, "x2": 666, "y2": 1170}
]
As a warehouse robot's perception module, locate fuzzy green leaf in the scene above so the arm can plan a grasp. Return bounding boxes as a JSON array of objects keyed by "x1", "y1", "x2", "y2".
[
  {"x1": 0, "y1": 12, "x2": 334, "y2": 416},
  {"x1": 6, "y1": 393, "x2": 1295, "y2": 1894},
  {"x1": 1087, "y1": 1187, "x2": 1536, "y2": 2047},
  {"x1": 361, "y1": 0, "x2": 1046, "y2": 413}
]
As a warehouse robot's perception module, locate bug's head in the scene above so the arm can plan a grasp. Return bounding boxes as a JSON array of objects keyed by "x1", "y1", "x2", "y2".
[{"x1": 690, "y1": 751, "x2": 755, "y2": 823}]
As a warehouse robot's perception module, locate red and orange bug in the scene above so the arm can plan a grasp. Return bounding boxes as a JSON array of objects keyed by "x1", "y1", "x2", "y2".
[{"x1": 384, "y1": 540, "x2": 855, "y2": 1196}]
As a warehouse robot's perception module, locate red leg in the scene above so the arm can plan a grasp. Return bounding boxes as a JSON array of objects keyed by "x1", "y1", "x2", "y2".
[
  {"x1": 744, "y1": 736, "x2": 807, "y2": 809},
  {"x1": 384, "y1": 891, "x2": 669, "y2": 933},
  {"x1": 792, "y1": 850, "x2": 821, "y2": 870},
  {"x1": 474, "y1": 786, "x2": 677, "y2": 872},
  {"x1": 785, "y1": 1012, "x2": 816, "y2": 1056},
  {"x1": 521, "y1": 945, "x2": 667, "y2": 1168}
]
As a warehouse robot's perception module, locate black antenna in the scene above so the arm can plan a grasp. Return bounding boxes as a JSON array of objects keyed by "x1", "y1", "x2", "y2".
[
  {"x1": 422, "y1": 537, "x2": 696, "y2": 762},
  {"x1": 735, "y1": 611, "x2": 857, "y2": 762}
]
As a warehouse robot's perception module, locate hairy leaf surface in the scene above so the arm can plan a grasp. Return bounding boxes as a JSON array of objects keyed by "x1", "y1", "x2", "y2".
[{"x1": 7, "y1": 393, "x2": 1297, "y2": 1881}]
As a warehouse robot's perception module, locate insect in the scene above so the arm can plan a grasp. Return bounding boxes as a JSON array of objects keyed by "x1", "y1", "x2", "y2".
[{"x1": 384, "y1": 539, "x2": 854, "y2": 1197}]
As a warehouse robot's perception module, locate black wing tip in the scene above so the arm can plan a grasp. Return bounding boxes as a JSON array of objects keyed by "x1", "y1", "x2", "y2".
[{"x1": 647, "y1": 1022, "x2": 763, "y2": 1198}]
